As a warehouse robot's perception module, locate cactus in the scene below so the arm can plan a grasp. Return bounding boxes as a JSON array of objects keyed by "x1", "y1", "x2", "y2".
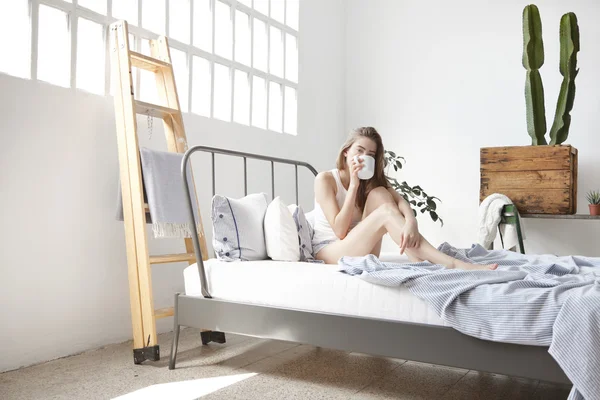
[
  {"x1": 549, "y1": 13, "x2": 580, "y2": 145},
  {"x1": 521, "y1": 5, "x2": 580, "y2": 146},
  {"x1": 522, "y1": 4, "x2": 547, "y2": 145}
]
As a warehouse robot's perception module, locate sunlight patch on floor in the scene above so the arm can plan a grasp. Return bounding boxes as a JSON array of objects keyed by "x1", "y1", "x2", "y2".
[{"x1": 113, "y1": 373, "x2": 258, "y2": 399}]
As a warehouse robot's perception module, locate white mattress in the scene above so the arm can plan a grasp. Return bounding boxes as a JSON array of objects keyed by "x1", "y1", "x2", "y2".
[{"x1": 183, "y1": 253, "x2": 449, "y2": 327}]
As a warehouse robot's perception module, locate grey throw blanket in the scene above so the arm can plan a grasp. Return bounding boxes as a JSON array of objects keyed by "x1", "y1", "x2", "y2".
[
  {"x1": 116, "y1": 147, "x2": 201, "y2": 239},
  {"x1": 339, "y1": 243, "x2": 600, "y2": 400}
]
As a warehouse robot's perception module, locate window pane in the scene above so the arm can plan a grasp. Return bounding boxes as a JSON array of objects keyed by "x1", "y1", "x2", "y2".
[
  {"x1": 269, "y1": 27, "x2": 283, "y2": 78},
  {"x1": 113, "y1": 0, "x2": 138, "y2": 26},
  {"x1": 77, "y1": 18, "x2": 105, "y2": 95},
  {"x1": 193, "y1": 0, "x2": 212, "y2": 52},
  {"x1": 270, "y1": 0, "x2": 284, "y2": 23},
  {"x1": 215, "y1": 1, "x2": 232, "y2": 59},
  {"x1": 0, "y1": 0, "x2": 30, "y2": 79},
  {"x1": 235, "y1": 11, "x2": 251, "y2": 66},
  {"x1": 192, "y1": 57, "x2": 211, "y2": 117},
  {"x1": 170, "y1": 48, "x2": 189, "y2": 112},
  {"x1": 254, "y1": 0, "x2": 268, "y2": 15},
  {"x1": 79, "y1": 0, "x2": 107, "y2": 15},
  {"x1": 252, "y1": 76, "x2": 266, "y2": 129},
  {"x1": 170, "y1": 0, "x2": 190, "y2": 44},
  {"x1": 138, "y1": 40, "x2": 159, "y2": 103},
  {"x1": 253, "y1": 19, "x2": 267, "y2": 72},
  {"x1": 142, "y1": 0, "x2": 165, "y2": 34},
  {"x1": 238, "y1": 0, "x2": 252, "y2": 6},
  {"x1": 286, "y1": 0, "x2": 299, "y2": 30},
  {"x1": 284, "y1": 86, "x2": 297, "y2": 135},
  {"x1": 268, "y1": 82, "x2": 282, "y2": 132},
  {"x1": 233, "y1": 70, "x2": 250, "y2": 125},
  {"x1": 285, "y1": 34, "x2": 298, "y2": 83},
  {"x1": 213, "y1": 63, "x2": 231, "y2": 121},
  {"x1": 38, "y1": 6, "x2": 70, "y2": 88}
]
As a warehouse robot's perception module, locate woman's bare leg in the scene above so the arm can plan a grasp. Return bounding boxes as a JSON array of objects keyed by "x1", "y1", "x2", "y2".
[
  {"x1": 317, "y1": 187, "x2": 497, "y2": 270},
  {"x1": 361, "y1": 187, "x2": 420, "y2": 261}
]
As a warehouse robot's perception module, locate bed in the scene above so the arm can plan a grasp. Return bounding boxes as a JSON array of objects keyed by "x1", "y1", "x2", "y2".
[{"x1": 168, "y1": 145, "x2": 570, "y2": 387}]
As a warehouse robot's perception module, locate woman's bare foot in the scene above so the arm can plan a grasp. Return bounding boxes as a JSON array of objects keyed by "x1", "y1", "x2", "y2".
[{"x1": 453, "y1": 260, "x2": 498, "y2": 271}]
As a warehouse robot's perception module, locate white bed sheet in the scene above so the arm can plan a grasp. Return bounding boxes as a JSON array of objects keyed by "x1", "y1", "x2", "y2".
[{"x1": 183, "y1": 253, "x2": 449, "y2": 327}]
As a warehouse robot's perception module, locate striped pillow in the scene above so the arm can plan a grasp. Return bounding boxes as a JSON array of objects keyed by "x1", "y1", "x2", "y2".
[
  {"x1": 211, "y1": 193, "x2": 269, "y2": 261},
  {"x1": 288, "y1": 204, "x2": 316, "y2": 262}
]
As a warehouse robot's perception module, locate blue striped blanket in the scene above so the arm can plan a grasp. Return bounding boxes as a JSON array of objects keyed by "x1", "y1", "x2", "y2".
[{"x1": 339, "y1": 243, "x2": 600, "y2": 400}]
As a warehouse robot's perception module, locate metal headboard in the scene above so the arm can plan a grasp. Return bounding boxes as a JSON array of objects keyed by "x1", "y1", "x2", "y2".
[{"x1": 181, "y1": 145, "x2": 319, "y2": 298}]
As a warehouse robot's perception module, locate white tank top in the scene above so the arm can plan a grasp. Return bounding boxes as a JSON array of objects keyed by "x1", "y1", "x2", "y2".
[{"x1": 312, "y1": 169, "x2": 362, "y2": 245}]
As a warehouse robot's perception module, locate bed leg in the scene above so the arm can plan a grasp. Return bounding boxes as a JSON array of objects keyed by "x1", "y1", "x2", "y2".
[
  {"x1": 169, "y1": 293, "x2": 181, "y2": 370},
  {"x1": 201, "y1": 330, "x2": 227, "y2": 345}
]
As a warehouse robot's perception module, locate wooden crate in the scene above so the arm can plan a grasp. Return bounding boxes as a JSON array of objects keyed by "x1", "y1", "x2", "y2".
[{"x1": 480, "y1": 145, "x2": 578, "y2": 215}]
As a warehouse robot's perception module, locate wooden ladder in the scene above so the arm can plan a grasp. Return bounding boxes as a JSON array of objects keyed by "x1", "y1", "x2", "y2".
[{"x1": 109, "y1": 20, "x2": 211, "y2": 364}]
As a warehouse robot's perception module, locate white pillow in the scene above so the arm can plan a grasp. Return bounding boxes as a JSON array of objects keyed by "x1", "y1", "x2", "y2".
[
  {"x1": 264, "y1": 197, "x2": 300, "y2": 261},
  {"x1": 212, "y1": 192, "x2": 269, "y2": 261}
]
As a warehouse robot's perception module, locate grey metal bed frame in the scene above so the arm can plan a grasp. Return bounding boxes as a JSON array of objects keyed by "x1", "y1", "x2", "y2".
[{"x1": 169, "y1": 145, "x2": 570, "y2": 386}]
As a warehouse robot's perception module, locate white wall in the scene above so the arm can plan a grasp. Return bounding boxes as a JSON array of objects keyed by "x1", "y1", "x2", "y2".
[
  {"x1": 346, "y1": 0, "x2": 600, "y2": 255},
  {"x1": 0, "y1": 0, "x2": 346, "y2": 372}
]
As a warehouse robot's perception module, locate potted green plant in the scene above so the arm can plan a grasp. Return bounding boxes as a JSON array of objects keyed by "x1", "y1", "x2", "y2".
[
  {"x1": 586, "y1": 190, "x2": 600, "y2": 216},
  {"x1": 480, "y1": 4, "x2": 579, "y2": 215},
  {"x1": 384, "y1": 150, "x2": 443, "y2": 226}
]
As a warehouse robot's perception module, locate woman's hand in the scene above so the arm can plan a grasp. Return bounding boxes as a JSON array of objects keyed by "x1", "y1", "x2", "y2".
[
  {"x1": 349, "y1": 157, "x2": 363, "y2": 189},
  {"x1": 399, "y1": 220, "x2": 420, "y2": 255}
]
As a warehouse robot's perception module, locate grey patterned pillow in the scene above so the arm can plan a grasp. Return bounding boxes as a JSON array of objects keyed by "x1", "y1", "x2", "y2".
[
  {"x1": 211, "y1": 193, "x2": 269, "y2": 261},
  {"x1": 287, "y1": 204, "x2": 315, "y2": 262}
]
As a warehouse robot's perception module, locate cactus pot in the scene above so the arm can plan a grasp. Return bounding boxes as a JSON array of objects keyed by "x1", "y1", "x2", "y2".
[
  {"x1": 480, "y1": 145, "x2": 578, "y2": 215},
  {"x1": 589, "y1": 204, "x2": 600, "y2": 216}
]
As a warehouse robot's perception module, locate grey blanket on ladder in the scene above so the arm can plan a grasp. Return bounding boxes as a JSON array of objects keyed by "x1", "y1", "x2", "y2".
[
  {"x1": 116, "y1": 147, "x2": 201, "y2": 239},
  {"x1": 339, "y1": 243, "x2": 600, "y2": 400}
]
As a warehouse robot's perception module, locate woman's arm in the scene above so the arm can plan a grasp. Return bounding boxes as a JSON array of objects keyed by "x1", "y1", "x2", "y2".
[{"x1": 314, "y1": 173, "x2": 358, "y2": 239}]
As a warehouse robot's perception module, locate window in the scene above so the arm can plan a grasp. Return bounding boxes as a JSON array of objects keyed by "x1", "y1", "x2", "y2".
[
  {"x1": 193, "y1": 0, "x2": 213, "y2": 52},
  {"x1": 79, "y1": 0, "x2": 107, "y2": 15},
  {"x1": 253, "y1": 19, "x2": 268, "y2": 72},
  {"x1": 213, "y1": 63, "x2": 231, "y2": 121},
  {"x1": 192, "y1": 56, "x2": 211, "y2": 117},
  {"x1": 0, "y1": 0, "x2": 299, "y2": 135},
  {"x1": 268, "y1": 81, "x2": 282, "y2": 132},
  {"x1": 169, "y1": 0, "x2": 191, "y2": 44},
  {"x1": 233, "y1": 70, "x2": 250, "y2": 125},
  {"x1": 214, "y1": 1, "x2": 233, "y2": 60},
  {"x1": 77, "y1": 18, "x2": 105, "y2": 95},
  {"x1": 252, "y1": 76, "x2": 267, "y2": 129},
  {"x1": 38, "y1": 5, "x2": 70, "y2": 88},
  {"x1": 0, "y1": 0, "x2": 31, "y2": 79}
]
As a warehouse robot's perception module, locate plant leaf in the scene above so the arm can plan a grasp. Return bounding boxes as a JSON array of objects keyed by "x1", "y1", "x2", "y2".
[
  {"x1": 427, "y1": 199, "x2": 436, "y2": 210},
  {"x1": 430, "y1": 211, "x2": 439, "y2": 222}
]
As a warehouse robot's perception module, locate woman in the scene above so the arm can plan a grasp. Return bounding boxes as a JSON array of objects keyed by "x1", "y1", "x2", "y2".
[{"x1": 312, "y1": 127, "x2": 497, "y2": 270}]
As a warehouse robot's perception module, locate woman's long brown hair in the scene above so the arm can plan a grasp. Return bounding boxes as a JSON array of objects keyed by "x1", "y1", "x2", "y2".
[{"x1": 336, "y1": 127, "x2": 390, "y2": 211}]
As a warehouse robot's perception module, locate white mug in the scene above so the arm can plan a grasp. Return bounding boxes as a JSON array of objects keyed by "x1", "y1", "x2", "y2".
[{"x1": 354, "y1": 155, "x2": 375, "y2": 180}]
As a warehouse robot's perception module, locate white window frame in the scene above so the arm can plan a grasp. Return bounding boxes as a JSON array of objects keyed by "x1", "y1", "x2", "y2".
[{"x1": 25, "y1": 0, "x2": 299, "y2": 134}]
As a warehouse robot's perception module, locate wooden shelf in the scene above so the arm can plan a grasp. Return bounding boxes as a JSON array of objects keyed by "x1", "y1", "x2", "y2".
[{"x1": 521, "y1": 214, "x2": 600, "y2": 220}]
